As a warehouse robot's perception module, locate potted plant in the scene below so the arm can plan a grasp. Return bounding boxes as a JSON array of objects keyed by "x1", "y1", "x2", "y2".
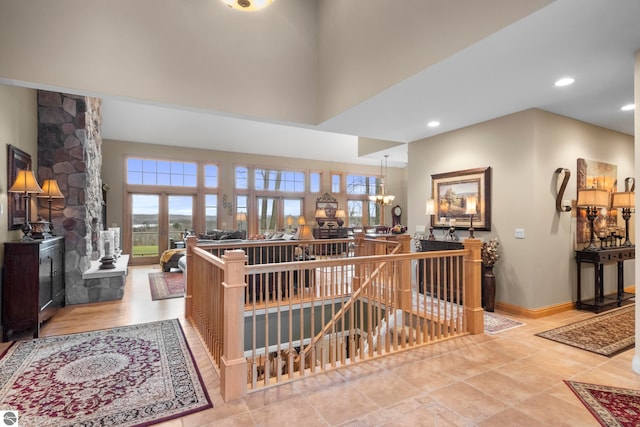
[{"x1": 481, "y1": 237, "x2": 500, "y2": 312}]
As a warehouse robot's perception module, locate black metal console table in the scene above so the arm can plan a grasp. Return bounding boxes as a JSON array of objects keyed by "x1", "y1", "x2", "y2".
[{"x1": 575, "y1": 246, "x2": 635, "y2": 313}]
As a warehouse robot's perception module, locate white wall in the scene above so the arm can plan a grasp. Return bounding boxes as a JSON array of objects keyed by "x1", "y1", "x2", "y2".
[
  {"x1": 408, "y1": 109, "x2": 634, "y2": 311},
  {"x1": 0, "y1": 0, "x2": 318, "y2": 125}
]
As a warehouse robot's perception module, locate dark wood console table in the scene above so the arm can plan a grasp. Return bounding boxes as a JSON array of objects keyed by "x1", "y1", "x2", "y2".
[
  {"x1": 418, "y1": 239, "x2": 464, "y2": 301},
  {"x1": 575, "y1": 246, "x2": 635, "y2": 313}
]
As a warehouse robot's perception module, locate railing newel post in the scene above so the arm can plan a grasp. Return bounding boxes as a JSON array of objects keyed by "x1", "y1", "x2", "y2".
[
  {"x1": 220, "y1": 249, "x2": 248, "y2": 402},
  {"x1": 185, "y1": 235, "x2": 197, "y2": 320},
  {"x1": 463, "y1": 238, "x2": 484, "y2": 334}
]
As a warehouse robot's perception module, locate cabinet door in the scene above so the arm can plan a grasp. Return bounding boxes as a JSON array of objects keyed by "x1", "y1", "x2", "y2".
[
  {"x1": 39, "y1": 246, "x2": 54, "y2": 311},
  {"x1": 51, "y1": 243, "x2": 65, "y2": 306}
]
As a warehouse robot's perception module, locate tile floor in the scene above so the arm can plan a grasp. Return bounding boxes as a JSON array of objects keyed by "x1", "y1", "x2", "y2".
[{"x1": 37, "y1": 265, "x2": 638, "y2": 426}]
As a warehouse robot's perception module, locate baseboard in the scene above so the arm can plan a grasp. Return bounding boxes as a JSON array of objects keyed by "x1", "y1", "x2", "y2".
[
  {"x1": 495, "y1": 285, "x2": 635, "y2": 319},
  {"x1": 495, "y1": 301, "x2": 574, "y2": 319}
]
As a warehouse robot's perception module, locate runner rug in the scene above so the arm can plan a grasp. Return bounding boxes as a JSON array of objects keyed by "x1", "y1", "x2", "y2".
[
  {"x1": 536, "y1": 305, "x2": 634, "y2": 357},
  {"x1": 484, "y1": 311, "x2": 525, "y2": 335},
  {"x1": 0, "y1": 319, "x2": 212, "y2": 427},
  {"x1": 149, "y1": 271, "x2": 185, "y2": 300},
  {"x1": 565, "y1": 380, "x2": 640, "y2": 426}
]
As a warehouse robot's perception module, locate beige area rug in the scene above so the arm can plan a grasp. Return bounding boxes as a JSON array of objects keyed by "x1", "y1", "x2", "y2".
[
  {"x1": 149, "y1": 272, "x2": 185, "y2": 300},
  {"x1": 536, "y1": 305, "x2": 634, "y2": 357}
]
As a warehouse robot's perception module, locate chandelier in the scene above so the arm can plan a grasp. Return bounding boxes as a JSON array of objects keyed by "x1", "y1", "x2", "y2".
[
  {"x1": 223, "y1": 0, "x2": 274, "y2": 11},
  {"x1": 369, "y1": 155, "x2": 395, "y2": 205}
]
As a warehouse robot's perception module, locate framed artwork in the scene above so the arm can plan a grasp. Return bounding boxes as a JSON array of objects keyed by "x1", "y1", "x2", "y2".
[
  {"x1": 431, "y1": 167, "x2": 491, "y2": 230},
  {"x1": 7, "y1": 145, "x2": 32, "y2": 230}
]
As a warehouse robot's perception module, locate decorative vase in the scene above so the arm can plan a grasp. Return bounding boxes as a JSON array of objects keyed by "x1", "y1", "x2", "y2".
[{"x1": 483, "y1": 265, "x2": 496, "y2": 312}]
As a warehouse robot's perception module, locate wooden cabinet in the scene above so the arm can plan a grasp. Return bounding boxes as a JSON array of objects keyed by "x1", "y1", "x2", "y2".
[
  {"x1": 2, "y1": 237, "x2": 65, "y2": 341},
  {"x1": 417, "y1": 239, "x2": 464, "y2": 301}
]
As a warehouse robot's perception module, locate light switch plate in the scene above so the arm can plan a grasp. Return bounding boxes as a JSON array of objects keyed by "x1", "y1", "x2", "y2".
[{"x1": 515, "y1": 228, "x2": 525, "y2": 239}]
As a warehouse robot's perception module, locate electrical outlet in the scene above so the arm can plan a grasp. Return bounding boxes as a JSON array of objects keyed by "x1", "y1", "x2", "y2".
[{"x1": 515, "y1": 228, "x2": 525, "y2": 239}]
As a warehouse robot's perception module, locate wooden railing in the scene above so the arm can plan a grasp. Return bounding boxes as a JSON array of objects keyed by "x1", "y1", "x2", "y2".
[{"x1": 185, "y1": 234, "x2": 483, "y2": 402}]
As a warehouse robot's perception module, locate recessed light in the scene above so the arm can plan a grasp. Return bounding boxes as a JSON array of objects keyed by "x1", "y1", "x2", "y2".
[
  {"x1": 427, "y1": 121, "x2": 440, "y2": 128},
  {"x1": 621, "y1": 104, "x2": 635, "y2": 111},
  {"x1": 554, "y1": 77, "x2": 575, "y2": 87}
]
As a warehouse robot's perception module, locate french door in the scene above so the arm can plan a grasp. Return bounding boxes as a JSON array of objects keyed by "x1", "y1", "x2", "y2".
[{"x1": 128, "y1": 193, "x2": 194, "y2": 265}]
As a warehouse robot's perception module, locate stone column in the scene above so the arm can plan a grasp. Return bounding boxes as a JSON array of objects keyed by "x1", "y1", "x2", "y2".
[{"x1": 37, "y1": 90, "x2": 104, "y2": 304}]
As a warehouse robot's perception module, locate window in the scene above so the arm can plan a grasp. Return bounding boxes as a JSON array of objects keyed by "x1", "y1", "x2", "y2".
[
  {"x1": 254, "y1": 169, "x2": 305, "y2": 192},
  {"x1": 127, "y1": 158, "x2": 197, "y2": 186},
  {"x1": 347, "y1": 199, "x2": 379, "y2": 226},
  {"x1": 236, "y1": 195, "x2": 248, "y2": 231},
  {"x1": 204, "y1": 164, "x2": 218, "y2": 188},
  {"x1": 310, "y1": 172, "x2": 321, "y2": 193},
  {"x1": 331, "y1": 173, "x2": 342, "y2": 193},
  {"x1": 235, "y1": 166, "x2": 249, "y2": 189},
  {"x1": 346, "y1": 175, "x2": 379, "y2": 195},
  {"x1": 205, "y1": 194, "x2": 218, "y2": 230}
]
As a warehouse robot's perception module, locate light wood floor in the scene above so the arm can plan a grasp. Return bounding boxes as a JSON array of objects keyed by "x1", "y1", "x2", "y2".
[{"x1": 7, "y1": 265, "x2": 638, "y2": 426}]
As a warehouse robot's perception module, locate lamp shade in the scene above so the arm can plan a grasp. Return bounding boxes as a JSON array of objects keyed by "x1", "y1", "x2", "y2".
[
  {"x1": 8, "y1": 169, "x2": 43, "y2": 194},
  {"x1": 294, "y1": 224, "x2": 314, "y2": 240},
  {"x1": 297, "y1": 215, "x2": 307, "y2": 226},
  {"x1": 236, "y1": 211, "x2": 247, "y2": 222},
  {"x1": 465, "y1": 196, "x2": 477, "y2": 215},
  {"x1": 576, "y1": 189, "x2": 609, "y2": 208},
  {"x1": 611, "y1": 192, "x2": 634, "y2": 208},
  {"x1": 37, "y1": 179, "x2": 64, "y2": 199},
  {"x1": 315, "y1": 208, "x2": 327, "y2": 218},
  {"x1": 425, "y1": 199, "x2": 435, "y2": 216},
  {"x1": 335, "y1": 209, "x2": 346, "y2": 219}
]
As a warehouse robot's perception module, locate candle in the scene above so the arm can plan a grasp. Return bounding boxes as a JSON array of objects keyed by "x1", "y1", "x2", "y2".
[
  {"x1": 440, "y1": 217, "x2": 446, "y2": 223},
  {"x1": 450, "y1": 219, "x2": 456, "y2": 227}
]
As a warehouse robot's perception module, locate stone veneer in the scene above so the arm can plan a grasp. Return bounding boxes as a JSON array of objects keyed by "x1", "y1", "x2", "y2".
[{"x1": 37, "y1": 90, "x2": 104, "y2": 304}]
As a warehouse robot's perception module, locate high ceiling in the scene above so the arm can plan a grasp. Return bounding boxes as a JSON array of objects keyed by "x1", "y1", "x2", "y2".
[{"x1": 2, "y1": 0, "x2": 638, "y2": 167}]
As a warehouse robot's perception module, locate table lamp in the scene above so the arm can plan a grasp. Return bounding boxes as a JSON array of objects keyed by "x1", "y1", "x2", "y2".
[
  {"x1": 611, "y1": 191, "x2": 634, "y2": 246},
  {"x1": 37, "y1": 178, "x2": 65, "y2": 234},
  {"x1": 8, "y1": 169, "x2": 43, "y2": 240},
  {"x1": 465, "y1": 196, "x2": 478, "y2": 238},
  {"x1": 576, "y1": 188, "x2": 609, "y2": 250},
  {"x1": 425, "y1": 198, "x2": 436, "y2": 240}
]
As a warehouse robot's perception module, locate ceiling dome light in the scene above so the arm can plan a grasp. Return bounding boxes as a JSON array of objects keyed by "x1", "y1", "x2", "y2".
[
  {"x1": 554, "y1": 77, "x2": 575, "y2": 87},
  {"x1": 224, "y1": 0, "x2": 274, "y2": 11},
  {"x1": 427, "y1": 121, "x2": 440, "y2": 128},
  {"x1": 621, "y1": 104, "x2": 635, "y2": 111}
]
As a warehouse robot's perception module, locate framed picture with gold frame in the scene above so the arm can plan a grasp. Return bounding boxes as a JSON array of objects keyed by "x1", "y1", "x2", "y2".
[
  {"x1": 431, "y1": 167, "x2": 491, "y2": 230},
  {"x1": 7, "y1": 144, "x2": 32, "y2": 230}
]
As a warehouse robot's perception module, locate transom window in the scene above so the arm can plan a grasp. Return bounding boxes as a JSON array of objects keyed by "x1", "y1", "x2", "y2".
[
  {"x1": 127, "y1": 158, "x2": 197, "y2": 186},
  {"x1": 346, "y1": 175, "x2": 379, "y2": 195},
  {"x1": 254, "y1": 169, "x2": 305, "y2": 192},
  {"x1": 204, "y1": 164, "x2": 218, "y2": 188}
]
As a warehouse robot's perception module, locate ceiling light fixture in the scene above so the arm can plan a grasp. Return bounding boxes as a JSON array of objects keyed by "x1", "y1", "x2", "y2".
[
  {"x1": 621, "y1": 104, "x2": 635, "y2": 111},
  {"x1": 554, "y1": 77, "x2": 575, "y2": 87},
  {"x1": 427, "y1": 121, "x2": 440, "y2": 128},
  {"x1": 223, "y1": 0, "x2": 274, "y2": 11}
]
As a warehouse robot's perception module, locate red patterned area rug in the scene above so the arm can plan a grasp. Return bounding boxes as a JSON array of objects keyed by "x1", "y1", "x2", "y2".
[
  {"x1": 565, "y1": 380, "x2": 640, "y2": 426},
  {"x1": 149, "y1": 272, "x2": 185, "y2": 300},
  {"x1": 536, "y1": 305, "x2": 634, "y2": 357},
  {"x1": 0, "y1": 319, "x2": 212, "y2": 426}
]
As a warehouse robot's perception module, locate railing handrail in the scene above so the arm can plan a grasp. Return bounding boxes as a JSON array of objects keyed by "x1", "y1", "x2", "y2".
[{"x1": 184, "y1": 234, "x2": 482, "y2": 402}]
